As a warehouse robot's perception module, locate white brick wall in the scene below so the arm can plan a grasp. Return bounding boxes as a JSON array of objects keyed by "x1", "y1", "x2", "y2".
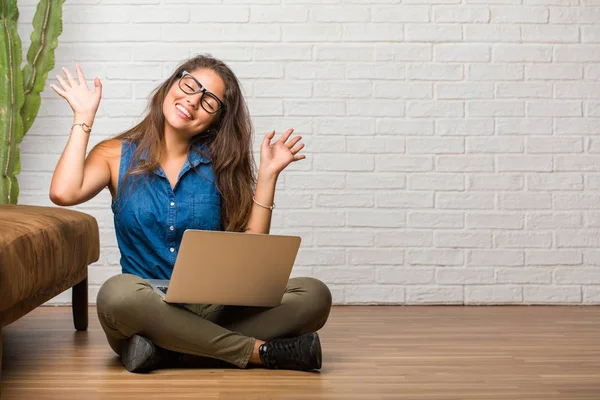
[{"x1": 13, "y1": 0, "x2": 600, "y2": 306}]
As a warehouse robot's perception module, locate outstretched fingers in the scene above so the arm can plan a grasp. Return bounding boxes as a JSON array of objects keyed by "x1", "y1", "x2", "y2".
[
  {"x1": 62, "y1": 67, "x2": 77, "y2": 87},
  {"x1": 278, "y1": 128, "x2": 294, "y2": 144},
  {"x1": 286, "y1": 135, "x2": 303, "y2": 149},
  {"x1": 55, "y1": 74, "x2": 70, "y2": 91},
  {"x1": 262, "y1": 129, "x2": 276, "y2": 149},
  {"x1": 75, "y1": 65, "x2": 89, "y2": 89},
  {"x1": 290, "y1": 142, "x2": 305, "y2": 155},
  {"x1": 49, "y1": 82, "x2": 66, "y2": 98}
]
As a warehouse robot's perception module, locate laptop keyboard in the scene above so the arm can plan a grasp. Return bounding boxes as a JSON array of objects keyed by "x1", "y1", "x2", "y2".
[{"x1": 157, "y1": 286, "x2": 168, "y2": 294}]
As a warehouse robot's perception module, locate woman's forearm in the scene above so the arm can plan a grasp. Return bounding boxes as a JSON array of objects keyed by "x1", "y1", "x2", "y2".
[
  {"x1": 244, "y1": 169, "x2": 278, "y2": 234},
  {"x1": 49, "y1": 114, "x2": 94, "y2": 202}
]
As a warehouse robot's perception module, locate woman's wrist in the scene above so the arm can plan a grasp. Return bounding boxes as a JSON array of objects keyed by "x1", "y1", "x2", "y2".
[
  {"x1": 257, "y1": 167, "x2": 279, "y2": 183},
  {"x1": 73, "y1": 113, "x2": 95, "y2": 125}
]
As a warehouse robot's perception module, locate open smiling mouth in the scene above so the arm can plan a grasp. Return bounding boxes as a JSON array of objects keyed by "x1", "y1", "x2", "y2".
[{"x1": 175, "y1": 104, "x2": 193, "y2": 120}]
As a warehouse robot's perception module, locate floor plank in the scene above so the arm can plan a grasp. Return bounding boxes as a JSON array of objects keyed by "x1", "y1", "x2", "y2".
[{"x1": 2, "y1": 306, "x2": 600, "y2": 399}]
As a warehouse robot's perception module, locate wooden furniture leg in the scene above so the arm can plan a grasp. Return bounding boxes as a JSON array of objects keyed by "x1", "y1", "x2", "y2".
[{"x1": 72, "y1": 276, "x2": 88, "y2": 331}]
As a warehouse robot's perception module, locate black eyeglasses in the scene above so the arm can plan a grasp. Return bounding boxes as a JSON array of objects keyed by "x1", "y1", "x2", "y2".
[{"x1": 178, "y1": 71, "x2": 225, "y2": 114}]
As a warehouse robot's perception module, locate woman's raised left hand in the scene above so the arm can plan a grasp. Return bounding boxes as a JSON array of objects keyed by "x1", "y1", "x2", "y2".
[{"x1": 259, "y1": 128, "x2": 305, "y2": 178}]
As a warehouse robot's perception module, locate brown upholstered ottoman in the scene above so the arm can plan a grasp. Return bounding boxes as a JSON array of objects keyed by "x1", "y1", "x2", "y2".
[{"x1": 0, "y1": 204, "x2": 100, "y2": 379}]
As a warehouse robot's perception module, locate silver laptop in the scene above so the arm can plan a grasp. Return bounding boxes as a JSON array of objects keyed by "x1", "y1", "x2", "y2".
[{"x1": 147, "y1": 229, "x2": 302, "y2": 307}]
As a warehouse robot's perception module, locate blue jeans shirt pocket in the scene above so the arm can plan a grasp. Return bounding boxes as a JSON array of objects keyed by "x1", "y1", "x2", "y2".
[{"x1": 191, "y1": 194, "x2": 221, "y2": 231}]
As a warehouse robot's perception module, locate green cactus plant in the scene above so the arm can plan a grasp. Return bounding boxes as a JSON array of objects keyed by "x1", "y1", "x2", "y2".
[{"x1": 0, "y1": 0, "x2": 65, "y2": 204}]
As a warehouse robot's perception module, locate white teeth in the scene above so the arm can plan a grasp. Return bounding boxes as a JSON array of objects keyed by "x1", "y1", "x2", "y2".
[{"x1": 176, "y1": 104, "x2": 192, "y2": 119}]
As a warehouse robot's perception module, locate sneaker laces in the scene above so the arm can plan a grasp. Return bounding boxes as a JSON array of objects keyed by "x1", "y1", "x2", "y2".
[{"x1": 266, "y1": 337, "x2": 310, "y2": 369}]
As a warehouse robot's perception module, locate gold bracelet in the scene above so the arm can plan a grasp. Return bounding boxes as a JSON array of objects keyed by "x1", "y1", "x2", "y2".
[
  {"x1": 71, "y1": 122, "x2": 92, "y2": 134},
  {"x1": 252, "y1": 195, "x2": 275, "y2": 211}
]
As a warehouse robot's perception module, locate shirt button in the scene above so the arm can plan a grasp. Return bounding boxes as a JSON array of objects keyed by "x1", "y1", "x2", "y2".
[
  {"x1": 170, "y1": 247, "x2": 175, "y2": 253},
  {"x1": 170, "y1": 201, "x2": 175, "y2": 206},
  {"x1": 170, "y1": 226, "x2": 174, "y2": 231}
]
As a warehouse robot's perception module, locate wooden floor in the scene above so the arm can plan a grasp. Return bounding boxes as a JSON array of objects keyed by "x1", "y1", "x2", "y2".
[{"x1": 1, "y1": 306, "x2": 600, "y2": 400}]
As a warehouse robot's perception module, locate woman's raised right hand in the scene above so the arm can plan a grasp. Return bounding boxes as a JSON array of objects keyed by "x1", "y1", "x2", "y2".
[{"x1": 50, "y1": 65, "x2": 102, "y2": 119}]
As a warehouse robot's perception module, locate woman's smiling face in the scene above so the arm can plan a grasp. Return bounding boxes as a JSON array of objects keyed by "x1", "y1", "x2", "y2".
[{"x1": 162, "y1": 68, "x2": 226, "y2": 137}]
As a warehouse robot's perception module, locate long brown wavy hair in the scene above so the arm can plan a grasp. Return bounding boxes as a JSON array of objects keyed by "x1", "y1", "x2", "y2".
[{"x1": 109, "y1": 54, "x2": 256, "y2": 232}]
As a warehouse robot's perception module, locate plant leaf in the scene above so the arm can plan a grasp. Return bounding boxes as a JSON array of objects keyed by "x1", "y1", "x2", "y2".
[
  {"x1": 0, "y1": 6, "x2": 24, "y2": 204},
  {"x1": 21, "y1": 0, "x2": 65, "y2": 138}
]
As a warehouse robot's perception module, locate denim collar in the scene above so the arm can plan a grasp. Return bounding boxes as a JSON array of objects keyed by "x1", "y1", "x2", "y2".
[
  {"x1": 136, "y1": 141, "x2": 211, "y2": 179},
  {"x1": 186, "y1": 142, "x2": 212, "y2": 167}
]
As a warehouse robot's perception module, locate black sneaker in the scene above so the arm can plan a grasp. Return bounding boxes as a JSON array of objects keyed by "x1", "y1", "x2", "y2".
[
  {"x1": 121, "y1": 334, "x2": 170, "y2": 373},
  {"x1": 258, "y1": 332, "x2": 322, "y2": 371}
]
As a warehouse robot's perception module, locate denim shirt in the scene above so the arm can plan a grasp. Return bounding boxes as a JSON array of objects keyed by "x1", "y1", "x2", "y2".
[{"x1": 111, "y1": 140, "x2": 221, "y2": 280}]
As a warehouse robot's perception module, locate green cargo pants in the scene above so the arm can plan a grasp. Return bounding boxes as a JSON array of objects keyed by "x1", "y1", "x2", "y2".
[{"x1": 96, "y1": 273, "x2": 332, "y2": 368}]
